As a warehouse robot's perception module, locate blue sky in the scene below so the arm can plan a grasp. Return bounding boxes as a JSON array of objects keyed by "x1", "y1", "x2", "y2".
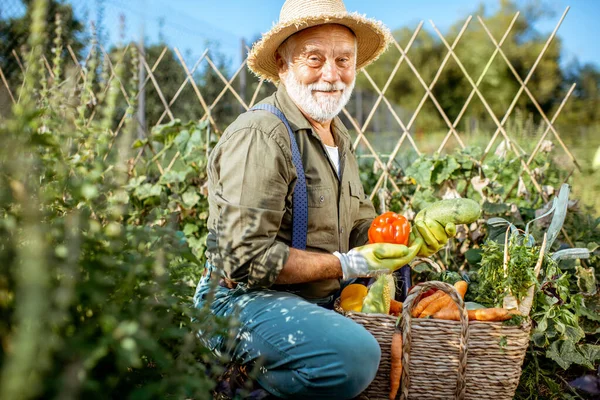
[{"x1": 10, "y1": 1, "x2": 600, "y2": 70}]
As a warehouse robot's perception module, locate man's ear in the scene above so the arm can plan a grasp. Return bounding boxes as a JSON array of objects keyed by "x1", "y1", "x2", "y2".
[{"x1": 275, "y1": 51, "x2": 288, "y2": 81}]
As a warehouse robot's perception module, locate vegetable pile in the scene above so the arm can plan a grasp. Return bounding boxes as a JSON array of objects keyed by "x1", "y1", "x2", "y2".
[
  {"x1": 338, "y1": 197, "x2": 484, "y2": 400},
  {"x1": 410, "y1": 280, "x2": 520, "y2": 322},
  {"x1": 404, "y1": 184, "x2": 598, "y2": 398},
  {"x1": 339, "y1": 276, "x2": 402, "y2": 316}
]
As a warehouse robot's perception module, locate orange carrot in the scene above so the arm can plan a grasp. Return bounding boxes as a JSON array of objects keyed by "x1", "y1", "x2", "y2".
[
  {"x1": 419, "y1": 293, "x2": 453, "y2": 317},
  {"x1": 431, "y1": 307, "x2": 462, "y2": 321},
  {"x1": 411, "y1": 290, "x2": 442, "y2": 317},
  {"x1": 432, "y1": 307, "x2": 521, "y2": 322},
  {"x1": 440, "y1": 280, "x2": 469, "y2": 312},
  {"x1": 420, "y1": 281, "x2": 469, "y2": 317},
  {"x1": 471, "y1": 308, "x2": 519, "y2": 321},
  {"x1": 455, "y1": 280, "x2": 468, "y2": 299},
  {"x1": 389, "y1": 331, "x2": 403, "y2": 400},
  {"x1": 389, "y1": 299, "x2": 403, "y2": 316}
]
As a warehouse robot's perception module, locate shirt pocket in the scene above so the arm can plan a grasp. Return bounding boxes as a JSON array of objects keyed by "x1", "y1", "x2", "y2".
[
  {"x1": 307, "y1": 186, "x2": 333, "y2": 208},
  {"x1": 349, "y1": 181, "x2": 365, "y2": 200},
  {"x1": 306, "y1": 186, "x2": 336, "y2": 245},
  {"x1": 348, "y1": 181, "x2": 364, "y2": 220}
]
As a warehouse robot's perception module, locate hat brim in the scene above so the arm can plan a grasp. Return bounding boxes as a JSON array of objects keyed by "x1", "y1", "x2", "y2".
[{"x1": 247, "y1": 12, "x2": 392, "y2": 82}]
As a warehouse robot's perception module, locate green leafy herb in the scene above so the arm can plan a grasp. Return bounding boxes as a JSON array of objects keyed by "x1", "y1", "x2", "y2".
[{"x1": 475, "y1": 238, "x2": 539, "y2": 307}]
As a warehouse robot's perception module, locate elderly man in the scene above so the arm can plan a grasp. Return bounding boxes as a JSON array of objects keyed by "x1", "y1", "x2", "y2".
[{"x1": 194, "y1": 0, "x2": 451, "y2": 398}]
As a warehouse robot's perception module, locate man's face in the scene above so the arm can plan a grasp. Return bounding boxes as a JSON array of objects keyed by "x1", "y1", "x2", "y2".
[{"x1": 277, "y1": 24, "x2": 357, "y2": 123}]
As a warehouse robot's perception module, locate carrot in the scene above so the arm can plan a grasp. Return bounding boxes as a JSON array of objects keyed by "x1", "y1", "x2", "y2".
[
  {"x1": 411, "y1": 290, "x2": 442, "y2": 317},
  {"x1": 454, "y1": 280, "x2": 468, "y2": 299},
  {"x1": 419, "y1": 281, "x2": 469, "y2": 317},
  {"x1": 389, "y1": 331, "x2": 403, "y2": 400},
  {"x1": 389, "y1": 299, "x2": 403, "y2": 316},
  {"x1": 471, "y1": 308, "x2": 519, "y2": 321},
  {"x1": 440, "y1": 280, "x2": 469, "y2": 312},
  {"x1": 431, "y1": 307, "x2": 462, "y2": 321},
  {"x1": 432, "y1": 307, "x2": 521, "y2": 322},
  {"x1": 419, "y1": 293, "x2": 453, "y2": 317}
]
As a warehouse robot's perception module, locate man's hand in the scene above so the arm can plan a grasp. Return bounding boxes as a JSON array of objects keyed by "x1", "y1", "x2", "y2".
[
  {"x1": 411, "y1": 217, "x2": 457, "y2": 257},
  {"x1": 334, "y1": 240, "x2": 422, "y2": 280}
]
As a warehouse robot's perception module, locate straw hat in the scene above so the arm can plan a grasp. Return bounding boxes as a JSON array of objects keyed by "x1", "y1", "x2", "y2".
[{"x1": 247, "y1": 0, "x2": 392, "y2": 82}]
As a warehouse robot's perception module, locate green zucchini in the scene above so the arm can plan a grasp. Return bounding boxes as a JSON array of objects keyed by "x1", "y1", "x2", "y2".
[{"x1": 415, "y1": 198, "x2": 481, "y2": 225}]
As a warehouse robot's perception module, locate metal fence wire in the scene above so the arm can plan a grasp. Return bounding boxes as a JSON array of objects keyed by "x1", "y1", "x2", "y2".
[{"x1": 0, "y1": 7, "x2": 580, "y2": 206}]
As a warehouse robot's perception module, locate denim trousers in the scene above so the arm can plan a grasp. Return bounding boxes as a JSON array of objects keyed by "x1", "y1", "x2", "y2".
[{"x1": 193, "y1": 264, "x2": 381, "y2": 399}]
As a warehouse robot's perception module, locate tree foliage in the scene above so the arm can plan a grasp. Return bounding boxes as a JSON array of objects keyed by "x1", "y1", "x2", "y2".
[
  {"x1": 0, "y1": 0, "x2": 86, "y2": 83},
  {"x1": 356, "y1": 0, "x2": 577, "y2": 133}
]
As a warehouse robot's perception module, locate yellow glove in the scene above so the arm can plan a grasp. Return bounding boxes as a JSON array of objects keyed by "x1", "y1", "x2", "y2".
[
  {"x1": 411, "y1": 218, "x2": 457, "y2": 257},
  {"x1": 334, "y1": 239, "x2": 422, "y2": 280}
]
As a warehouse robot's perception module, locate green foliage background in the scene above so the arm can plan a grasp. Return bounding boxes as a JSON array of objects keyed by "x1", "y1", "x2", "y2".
[{"x1": 0, "y1": 2, "x2": 229, "y2": 399}]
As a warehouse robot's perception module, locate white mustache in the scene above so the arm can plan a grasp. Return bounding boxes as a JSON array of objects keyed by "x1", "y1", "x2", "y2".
[{"x1": 308, "y1": 82, "x2": 346, "y2": 92}]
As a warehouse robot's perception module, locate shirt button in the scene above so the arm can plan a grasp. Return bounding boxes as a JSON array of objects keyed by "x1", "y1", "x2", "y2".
[
  {"x1": 319, "y1": 195, "x2": 325, "y2": 203},
  {"x1": 340, "y1": 227, "x2": 345, "y2": 234}
]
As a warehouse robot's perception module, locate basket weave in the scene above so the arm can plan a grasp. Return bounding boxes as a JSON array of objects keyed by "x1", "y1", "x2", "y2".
[
  {"x1": 334, "y1": 299, "x2": 400, "y2": 400},
  {"x1": 336, "y1": 281, "x2": 531, "y2": 400},
  {"x1": 400, "y1": 281, "x2": 531, "y2": 400}
]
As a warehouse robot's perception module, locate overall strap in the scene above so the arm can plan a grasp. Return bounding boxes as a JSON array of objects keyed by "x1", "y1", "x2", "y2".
[{"x1": 250, "y1": 104, "x2": 308, "y2": 250}]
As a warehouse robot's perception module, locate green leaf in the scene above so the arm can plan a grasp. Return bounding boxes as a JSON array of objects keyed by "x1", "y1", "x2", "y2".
[
  {"x1": 125, "y1": 176, "x2": 147, "y2": 190},
  {"x1": 560, "y1": 339, "x2": 594, "y2": 369},
  {"x1": 498, "y1": 335, "x2": 508, "y2": 349},
  {"x1": 134, "y1": 183, "x2": 162, "y2": 200},
  {"x1": 576, "y1": 264, "x2": 597, "y2": 295},
  {"x1": 482, "y1": 201, "x2": 511, "y2": 215},
  {"x1": 183, "y1": 223, "x2": 199, "y2": 236},
  {"x1": 545, "y1": 184, "x2": 570, "y2": 252},
  {"x1": 579, "y1": 344, "x2": 600, "y2": 363},
  {"x1": 532, "y1": 332, "x2": 548, "y2": 347},
  {"x1": 81, "y1": 184, "x2": 99, "y2": 200},
  {"x1": 160, "y1": 168, "x2": 191, "y2": 184},
  {"x1": 465, "y1": 248, "x2": 483, "y2": 266},
  {"x1": 109, "y1": 189, "x2": 130, "y2": 205},
  {"x1": 564, "y1": 323, "x2": 586, "y2": 343},
  {"x1": 132, "y1": 138, "x2": 147, "y2": 149},
  {"x1": 183, "y1": 128, "x2": 205, "y2": 159},
  {"x1": 173, "y1": 129, "x2": 190, "y2": 153},
  {"x1": 579, "y1": 306, "x2": 600, "y2": 322},
  {"x1": 181, "y1": 189, "x2": 200, "y2": 208},
  {"x1": 546, "y1": 340, "x2": 571, "y2": 369},
  {"x1": 151, "y1": 119, "x2": 183, "y2": 144},
  {"x1": 187, "y1": 234, "x2": 208, "y2": 258},
  {"x1": 434, "y1": 155, "x2": 460, "y2": 184},
  {"x1": 411, "y1": 189, "x2": 437, "y2": 212},
  {"x1": 406, "y1": 159, "x2": 433, "y2": 187},
  {"x1": 536, "y1": 317, "x2": 548, "y2": 332}
]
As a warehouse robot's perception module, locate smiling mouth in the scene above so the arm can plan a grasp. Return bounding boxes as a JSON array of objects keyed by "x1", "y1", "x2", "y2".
[{"x1": 313, "y1": 90, "x2": 342, "y2": 94}]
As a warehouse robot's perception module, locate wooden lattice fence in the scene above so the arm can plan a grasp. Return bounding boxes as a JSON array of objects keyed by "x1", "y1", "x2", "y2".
[{"x1": 0, "y1": 7, "x2": 580, "y2": 207}]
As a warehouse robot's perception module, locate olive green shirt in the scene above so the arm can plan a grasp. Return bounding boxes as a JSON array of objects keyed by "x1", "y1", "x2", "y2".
[{"x1": 206, "y1": 84, "x2": 376, "y2": 299}]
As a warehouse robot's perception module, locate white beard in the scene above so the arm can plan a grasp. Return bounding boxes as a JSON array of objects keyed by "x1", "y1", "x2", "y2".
[{"x1": 282, "y1": 69, "x2": 355, "y2": 123}]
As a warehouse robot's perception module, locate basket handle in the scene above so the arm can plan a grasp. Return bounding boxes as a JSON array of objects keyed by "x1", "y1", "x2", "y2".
[{"x1": 400, "y1": 281, "x2": 469, "y2": 400}]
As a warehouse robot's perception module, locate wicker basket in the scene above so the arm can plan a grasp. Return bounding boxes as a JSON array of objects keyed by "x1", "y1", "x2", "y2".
[
  {"x1": 336, "y1": 280, "x2": 531, "y2": 400},
  {"x1": 400, "y1": 281, "x2": 531, "y2": 400},
  {"x1": 334, "y1": 298, "x2": 400, "y2": 400}
]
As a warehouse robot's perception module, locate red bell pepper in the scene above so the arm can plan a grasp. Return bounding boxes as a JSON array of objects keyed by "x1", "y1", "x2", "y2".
[{"x1": 368, "y1": 211, "x2": 411, "y2": 245}]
